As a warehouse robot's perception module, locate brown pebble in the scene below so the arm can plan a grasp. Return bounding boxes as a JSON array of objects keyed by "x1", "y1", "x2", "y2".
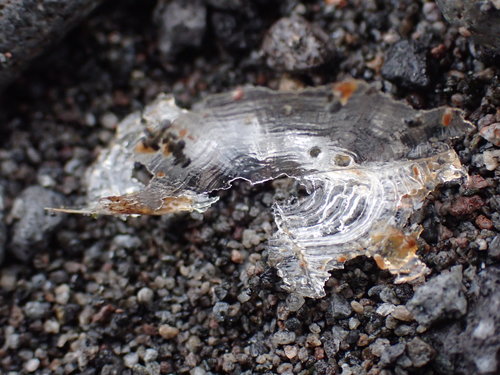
[
  {"x1": 475, "y1": 215, "x2": 494, "y2": 230},
  {"x1": 479, "y1": 123, "x2": 500, "y2": 146},
  {"x1": 230, "y1": 249, "x2": 244, "y2": 264},
  {"x1": 357, "y1": 333, "x2": 369, "y2": 347},
  {"x1": 454, "y1": 237, "x2": 469, "y2": 248},
  {"x1": 159, "y1": 324, "x2": 180, "y2": 339},
  {"x1": 351, "y1": 300, "x2": 364, "y2": 314},
  {"x1": 314, "y1": 347, "x2": 325, "y2": 360},
  {"x1": 391, "y1": 306, "x2": 414, "y2": 322},
  {"x1": 92, "y1": 304, "x2": 115, "y2": 324},
  {"x1": 446, "y1": 196, "x2": 484, "y2": 216}
]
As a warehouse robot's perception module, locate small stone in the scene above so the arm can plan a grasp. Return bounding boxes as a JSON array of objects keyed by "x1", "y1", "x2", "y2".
[
  {"x1": 376, "y1": 303, "x2": 396, "y2": 317},
  {"x1": 479, "y1": 123, "x2": 500, "y2": 146},
  {"x1": 241, "y1": 229, "x2": 261, "y2": 248},
  {"x1": 394, "y1": 324, "x2": 415, "y2": 337},
  {"x1": 445, "y1": 195, "x2": 485, "y2": 216},
  {"x1": 348, "y1": 317, "x2": 360, "y2": 330},
  {"x1": 350, "y1": 301, "x2": 364, "y2": 314},
  {"x1": 158, "y1": 324, "x2": 179, "y2": 339},
  {"x1": 186, "y1": 335, "x2": 202, "y2": 352},
  {"x1": 155, "y1": 0, "x2": 207, "y2": 60},
  {"x1": 44, "y1": 319, "x2": 60, "y2": 334},
  {"x1": 381, "y1": 40, "x2": 431, "y2": 88},
  {"x1": 483, "y1": 150, "x2": 500, "y2": 171},
  {"x1": 379, "y1": 342, "x2": 406, "y2": 366},
  {"x1": 357, "y1": 333, "x2": 369, "y2": 347},
  {"x1": 306, "y1": 333, "x2": 322, "y2": 347},
  {"x1": 221, "y1": 353, "x2": 236, "y2": 372},
  {"x1": 391, "y1": 306, "x2": 414, "y2": 322},
  {"x1": 24, "y1": 358, "x2": 40, "y2": 373},
  {"x1": 406, "y1": 337, "x2": 435, "y2": 367},
  {"x1": 407, "y1": 266, "x2": 467, "y2": 327},
  {"x1": 277, "y1": 363, "x2": 293, "y2": 374},
  {"x1": 262, "y1": 16, "x2": 333, "y2": 72},
  {"x1": 285, "y1": 294, "x2": 305, "y2": 312},
  {"x1": 55, "y1": 284, "x2": 71, "y2": 305},
  {"x1": 327, "y1": 293, "x2": 352, "y2": 321},
  {"x1": 123, "y1": 352, "x2": 139, "y2": 368},
  {"x1": 212, "y1": 301, "x2": 230, "y2": 322},
  {"x1": 284, "y1": 345, "x2": 298, "y2": 359},
  {"x1": 144, "y1": 348, "x2": 158, "y2": 362},
  {"x1": 24, "y1": 301, "x2": 51, "y2": 319},
  {"x1": 10, "y1": 186, "x2": 65, "y2": 261},
  {"x1": 271, "y1": 331, "x2": 296, "y2": 346},
  {"x1": 137, "y1": 287, "x2": 154, "y2": 304}
]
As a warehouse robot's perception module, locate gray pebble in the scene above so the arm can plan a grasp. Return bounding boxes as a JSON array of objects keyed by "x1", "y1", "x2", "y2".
[
  {"x1": 406, "y1": 337, "x2": 435, "y2": 367},
  {"x1": 23, "y1": 301, "x2": 51, "y2": 319},
  {"x1": 326, "y1": 293, "x2": 352, "y2": 321},
  {"x1": 212, "y1": 301, "x2": 230, "y2": 322},
  {"x1": 271, "y1": 331, "x2": 296, "y2": 346},
  {"x1": 9, "y1": 186, "x2": 65, "y2": 261},
  {"x1": 407, "y1": 266, "x2": 467, "y2": 327},
  {"x1": 262, "y1": 16, "x2": 334, "y2": 72},
  {"x1": 137, "y1": 287, "x2": 154, "y2": 304},
  {"x1": 380, "y1": 342, "x2": 406, "y2": 366},
  {"x1": 154, "y1": 0, "x2": 207, "y2": 61}
]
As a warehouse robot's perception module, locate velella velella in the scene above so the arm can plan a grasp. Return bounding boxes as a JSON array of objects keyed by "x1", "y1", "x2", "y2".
[{"x1": 54, "y1": 80, "x2": 474, "y2": 298}]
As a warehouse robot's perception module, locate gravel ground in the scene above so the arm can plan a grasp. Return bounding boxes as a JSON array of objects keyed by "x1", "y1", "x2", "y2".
[{"x1": 0, "y1": 1, "x2": 498, "y2": 374}]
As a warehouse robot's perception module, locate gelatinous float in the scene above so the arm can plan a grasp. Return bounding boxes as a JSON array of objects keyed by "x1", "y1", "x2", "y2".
[{"x1": 54, "y1": 80, "x2": 474, "y2": 298}]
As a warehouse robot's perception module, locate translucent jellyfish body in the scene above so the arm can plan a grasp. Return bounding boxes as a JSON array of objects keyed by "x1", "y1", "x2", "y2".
[{"x1": 57, "y1": 80, "x2": 474, "y2": 298}]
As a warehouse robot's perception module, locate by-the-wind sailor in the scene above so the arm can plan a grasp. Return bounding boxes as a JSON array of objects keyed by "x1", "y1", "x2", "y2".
[{"x1": 54, "y1": 80, "x2": 474, "y2": 298}]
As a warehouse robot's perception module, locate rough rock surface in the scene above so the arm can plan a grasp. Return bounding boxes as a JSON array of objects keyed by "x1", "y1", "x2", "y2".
[
  {"x1": 262, "y1": 16, "x2": 334, "y2": 71},
  {"x1": 381, "y1": 39, "x2": 431, "y2": 88},
  {"x1": 407, "y1": 266, "x2": 467, "y2": 327},
  {"x1": 436, "y1": 0, "x2": 500, "y2": 59},
  {"x1": 0, "y1": 0, "x2": 103, "y2": 91},
  {"x1": 9, "y1": 186, "x2": 65, "y2": 261}
]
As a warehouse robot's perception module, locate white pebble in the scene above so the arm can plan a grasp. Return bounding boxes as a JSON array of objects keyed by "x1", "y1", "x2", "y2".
[
  {"x1": 123, "y1": 352, "x2": 139, "y2": 368},
  {"x1": 24, "y1": 358, "x2": 40, "y2": 373},
  {"x1": 137, "y1": 287, "x2": 154, "y2": 304}
]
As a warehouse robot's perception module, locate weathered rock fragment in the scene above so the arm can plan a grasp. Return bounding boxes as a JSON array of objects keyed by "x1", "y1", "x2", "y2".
[
  {"x1": 436, "y1": 0, "x2": 500, "y2": 59},
  {"x1": 10, "y1": 186, "x2": 65, "y2": 261},
  {"x1": 262, "y1": 16, "x2": 334, "y2": 71},
  {"x1": 381, "y1": 40, "x2": 431, "y2": 89},
  {"x1": 0, "y1": 0, "x2": 103, "y2": 91}
]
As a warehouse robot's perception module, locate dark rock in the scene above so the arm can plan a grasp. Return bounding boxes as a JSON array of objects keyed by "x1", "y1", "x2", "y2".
[
  {"x1": 9, "y1": 186, "x2": 65, "y2": 261},
  {"x1": 435, "y1": 0, "x2": 500, "y2": 59},
  {"x1": 0, "y1": 0, "x2": 103, "y2": 92},
  {"x1": 154, "y1": 0, "x2": 207, "y2": 61},
  {"x1": 381, "y1": 40, "x2": 431, "y2": 89},
  {"x1": 262, "y1": 16, "x2": 334, "y2": 72},
  {"x1": 407, "y1": 266, "x2": 467, "y2": 327},
  {"x1": 406, "y1": 337, "x2": 435, "y2": 368},
  {"x1": 326, "y1": 293, "x2": 352, "y2": 322},
  {"x1": 210, "y1": 4, "x2": 271, "y2": 53}
]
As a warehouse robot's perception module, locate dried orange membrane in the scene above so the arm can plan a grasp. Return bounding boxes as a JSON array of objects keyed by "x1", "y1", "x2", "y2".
[{"x1": 54, "y1": 80, "x2": 474, "y2": 298}]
